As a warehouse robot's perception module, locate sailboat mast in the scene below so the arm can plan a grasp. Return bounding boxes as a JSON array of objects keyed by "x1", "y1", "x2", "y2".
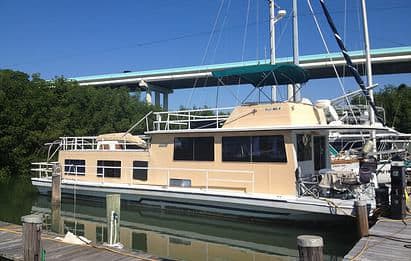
[
  {"x1": 269, "y1": 0, "x2": 277, "y2": 102},
  {"x1": 292, "y1": 0, "x2": 300, "y2": 102},
  {"x1": 361, "y1": 0, "x2": 377, "y2": 152}
]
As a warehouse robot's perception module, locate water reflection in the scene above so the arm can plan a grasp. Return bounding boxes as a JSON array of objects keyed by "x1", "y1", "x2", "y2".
[{"x1": 34, "y1": 196, "x2": 355, "y2": 261}]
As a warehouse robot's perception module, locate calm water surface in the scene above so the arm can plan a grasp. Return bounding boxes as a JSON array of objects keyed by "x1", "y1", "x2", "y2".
[{"x1": 0, "y1": 180, "x2": 358, "y2": 260}]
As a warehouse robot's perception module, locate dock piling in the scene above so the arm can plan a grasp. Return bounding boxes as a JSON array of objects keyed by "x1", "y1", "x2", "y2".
[
  {"x1": 297, "y1": 235, "x2": 323, "y2": 261},
  {"x1": 51, "y1": 163, "x2": 61, "y2": 206},
  {"x1": 21, "y1": 214, "x2": 43, "y2": 261},
  {"x1": 355, "y1": 200, "x2": 369, "y2": 237},
  {"x1": 106, "y1": 194, "x2": 121, "y2": 245}
]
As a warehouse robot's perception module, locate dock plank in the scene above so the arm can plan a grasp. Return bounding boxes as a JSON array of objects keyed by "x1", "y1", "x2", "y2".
[
  {"x1": 344, "y1": 214, "x2": 411, "y2": 260},
  {"x1": 0, "y1": 221, "x2": 165, "y2": 261}
]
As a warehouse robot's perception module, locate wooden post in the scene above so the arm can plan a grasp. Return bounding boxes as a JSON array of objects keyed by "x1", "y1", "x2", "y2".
[
  {"x1": 51, "y1": 163, "x2": 61, "y2": 206},
  {"x1": 297, "y1": 235, "x2": 323, "y2": 261},
  {"x1": 106, "y1": 194, "x2": 121, "y2": 245},
  {"x1": 355, "y1": 200, "x2": 369, "y2": 237},
  {"x1": 22, "y1": 214, "x2": 43, "y2": 261},
  {"x1": 51, "y1": 203, "x2": 62, "y2": 234}
]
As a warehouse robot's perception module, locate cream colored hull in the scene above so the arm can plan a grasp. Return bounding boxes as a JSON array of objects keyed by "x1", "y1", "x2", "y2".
[{"x1": 32, "y1": 177, "x2": 359, "y2": 219}]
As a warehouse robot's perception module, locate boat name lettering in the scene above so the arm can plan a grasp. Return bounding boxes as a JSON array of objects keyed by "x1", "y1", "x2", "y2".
[{"x1": 265, "y1": 107, "x2": 281, "y2": 112}]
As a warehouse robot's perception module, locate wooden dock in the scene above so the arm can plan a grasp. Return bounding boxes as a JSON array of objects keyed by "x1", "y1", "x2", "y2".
[
  {"x1": 0, "y1": 221, "x2": 165, "y2": 261},
  {"x1": 344, "y1": 214, "x2": 411, "y2": 260}
]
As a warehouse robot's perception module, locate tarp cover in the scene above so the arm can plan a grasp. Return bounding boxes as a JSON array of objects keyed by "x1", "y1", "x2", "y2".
[{"x1": 211, "y1": 63, "x2": 309, "y2": 86}]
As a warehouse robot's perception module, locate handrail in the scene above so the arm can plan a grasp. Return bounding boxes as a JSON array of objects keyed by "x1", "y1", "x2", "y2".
[
  {"x1": 32, "y1": 163, "x2": 256, "y2": 193},
  {"x1": 59, "y1": 136, "x2": 148, "y2": 151},
  {"x1": 152, "y1": 107, "x2": 234, "y2": 131}
]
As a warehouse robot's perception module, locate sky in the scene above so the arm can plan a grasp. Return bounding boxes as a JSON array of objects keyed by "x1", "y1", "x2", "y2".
[{"x1": 1, "y1": 0, "x2": 410, "y2": 110}]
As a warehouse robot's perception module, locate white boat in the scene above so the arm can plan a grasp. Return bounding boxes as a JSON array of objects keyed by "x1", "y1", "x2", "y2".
[{"x1": 31, "y1": 1, "x2": 401, "y2": 220}]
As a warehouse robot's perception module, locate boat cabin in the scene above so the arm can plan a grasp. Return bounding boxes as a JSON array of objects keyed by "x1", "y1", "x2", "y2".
[{"x1": 57, "y1": 102, "x2": 330, "y2": 197}]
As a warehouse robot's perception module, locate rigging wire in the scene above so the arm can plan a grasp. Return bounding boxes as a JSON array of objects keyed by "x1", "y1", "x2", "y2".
[
  {"x1": 317, "y1": 0, "x2": 384, "y2": 126},
  {"x1": 235, "y1": 0, "x2": 252, "y2": 105},
  {"x1": 210, "y1": 0, "x2": 232, "y2": 109},
  {"x1": 185, "y1": 0, "x2": 225, "y2": 109},
  {"x1": 306, "y1": 0, "x2": 359, "y2": 126}
]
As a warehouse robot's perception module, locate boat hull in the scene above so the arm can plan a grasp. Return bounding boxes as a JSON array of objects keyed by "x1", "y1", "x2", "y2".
[{"x1": 32, "y1": 177, "x2": 359, "y2": 220}]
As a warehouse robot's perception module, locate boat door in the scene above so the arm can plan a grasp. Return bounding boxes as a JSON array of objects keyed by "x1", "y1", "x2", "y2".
[
  {"x1": 296, "y1": 134, "x2": 314, "y2": 178},
  {"x1": 314, "y1": 136, "x2": 327, "y2": 172}
]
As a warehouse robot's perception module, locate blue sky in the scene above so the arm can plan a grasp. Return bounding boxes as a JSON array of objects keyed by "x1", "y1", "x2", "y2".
[{"x1": 1, "y1": 0, "x2": 410, "y2": 110}]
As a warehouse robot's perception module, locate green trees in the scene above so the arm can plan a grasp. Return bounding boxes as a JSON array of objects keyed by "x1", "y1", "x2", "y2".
[
  {"x1": 374, "y1": 84, "x2": 411, "y2": 133},
  {"x1": 0, "y1": 70, "x2": 155, "y2": 181}
]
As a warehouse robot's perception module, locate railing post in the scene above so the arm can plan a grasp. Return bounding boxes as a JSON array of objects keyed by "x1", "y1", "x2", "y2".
[
  {"x1": 297, "y1": 235, "x2": 324, "y2": 261},
  {"x1": 206, "y1": 171, "x2": 209, "y2": 190},
  {"x1": 188, "y1": 111, "x2": 191, "y2": 129},
  {"x1": 167, "y1": 169, "x2": 170, "y2": 187},
  {"x1": 22, "y1": 214, "x2": 43, "y2": 261},
  {"x1": 130, "y1": 168, "x2": 133, "y2": 186},
  {"x1": 252, "y1": 172, "x2": 255, "y2": 193},
  {"x1": 216, "y1": 110, "x2": 219, "y2": 128}
]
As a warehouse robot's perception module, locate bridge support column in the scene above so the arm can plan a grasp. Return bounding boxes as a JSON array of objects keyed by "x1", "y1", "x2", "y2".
[
  {"x1": 163, "y1": 93, "x2": 169, "y2": 111},
  {"x1": 155, "y1": 92, "x2": 161, "y2": 107}
]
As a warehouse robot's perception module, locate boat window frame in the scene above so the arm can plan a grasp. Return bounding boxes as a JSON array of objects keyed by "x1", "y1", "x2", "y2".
[
  {"x1": 297, "y1": 134, "x2": 312, "y2": 161},
  {"x1": 97, "y1": 160, "x2": 121, "y2": 178},
  {"x1": 173, "y1": 137, "x2": 214, "y2": 161},
  {"x1": 133, "y1": 160, "x2": 148, "y2": 181},
  {"x1": 64, "y1": 159, "x2": 86, "y2": 175},
  {"x1": 222, "y1": 135, "x2": 287, "y2": 163}
]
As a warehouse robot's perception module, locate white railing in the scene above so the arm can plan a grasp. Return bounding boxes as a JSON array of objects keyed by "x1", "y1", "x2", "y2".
[
  {"x1": 152, "y1": 107, "x2": 234, "y2": 131},
  {"x1": 32, "y1": 163, "x2": 256, "y2": 193},
  {"x1": 31, "y1": 162, "x2": 56, "y2": 178},
  {"x1": 61, "y1": 136, "x2": 98, "y2": 150},
  {"x1": 59, "y1": 136, "x2": 147, "y2": 151}
]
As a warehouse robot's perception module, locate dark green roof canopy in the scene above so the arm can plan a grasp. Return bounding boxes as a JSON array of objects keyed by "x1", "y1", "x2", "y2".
[{"x1": 212, "y1": 63, "x2": 310, "y2": 87}]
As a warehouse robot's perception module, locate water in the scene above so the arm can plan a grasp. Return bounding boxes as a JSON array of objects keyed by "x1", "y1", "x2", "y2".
[{"x1": 0, "y1": 179, "x2": 358, "y2": 260}]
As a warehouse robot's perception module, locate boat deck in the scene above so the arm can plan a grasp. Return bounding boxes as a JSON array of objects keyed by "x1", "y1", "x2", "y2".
[
  {"x1": 344, "y1": 214, "x2": 411, "y2": 260},
  {"x1": 0, "y1": 221, "x2": 164, "y2": 261}
]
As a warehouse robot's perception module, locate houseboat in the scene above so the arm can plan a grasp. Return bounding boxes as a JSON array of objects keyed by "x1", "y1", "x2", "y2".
[
  {"x1": 30, "y1": 0, "x2": 398, "y2": 220},
  {"x1": 31, "y1": 64, "x2": 391, "y2": 219}
]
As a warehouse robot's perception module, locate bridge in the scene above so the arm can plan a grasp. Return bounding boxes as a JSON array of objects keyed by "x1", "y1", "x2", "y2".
[{"x1": 71, "y1": 46, "x2": 411, "y2": 109}]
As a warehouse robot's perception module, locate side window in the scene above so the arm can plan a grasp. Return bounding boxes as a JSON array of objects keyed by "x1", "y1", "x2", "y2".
[
  {"x1": 222, "y1": 136, "x2": 287, "y2": 163},
  {"x1": 133, "y1": 161, "x2": 148, "y2": 181},
  {"x1": 252, "y1": 136, "x2": 287, "y2": 162},
  {"x1": 222, "y1": 136, "x2": 251, "y2": 162},
  {"x1": 97, "y1": 160, "x2": 121, "y2": 178},
  {"x1": 174, "y1": 137, "x2": 194, "y2": 160},
  {"x1": 64, "y1": 159, "x2": 85, "y2": 175},
  {"x1": 174, "y1": 137, "x2": 214, "y2": 161},
  {"x1": 297, "y1": 134, "x2": 312, "y2": 161}
]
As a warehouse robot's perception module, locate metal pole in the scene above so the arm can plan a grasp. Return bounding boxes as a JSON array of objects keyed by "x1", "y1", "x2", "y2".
[
  {"x1": 292, "y1": 0, "x2": 300, "y2": 102},
  {"x1": 269, "y1": 0, "x2": 277, "y2": 102},
  {"x1": 361, "y1": 0, "x2": 376, "y2": 153}
]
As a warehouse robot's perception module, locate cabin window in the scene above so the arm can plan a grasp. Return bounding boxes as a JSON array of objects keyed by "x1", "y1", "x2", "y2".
[
  {"x1": 173, "y1": 137, "x2": 214, "y2": 161},
  {"x1": 222, "y1": 136, "x2": 251, "y2": 162},
  {"x1": 133, "y1": 161, "x2": 148, "y2": 181},
  {"x1": 115, "y1": 144, "x2": 124, "y2": 150},
  {"x1": 97, "y1": 160, "x2": 121, "y2": 178},
  {"x1": 64, "y1": 159, "x2": 85, "y2": 175},
  {"x1": 252, "y1": 135, "x2": 287, "y2": 162},
  {"x1": 297, "y1": 134, "x2": 312, "y2": 161},
  {"x1": 222, "y1": 135, "x2": 287, "y2": 163},
  {"x1": 99, "y1": 144, "x2": 110, "y2": 150}
]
